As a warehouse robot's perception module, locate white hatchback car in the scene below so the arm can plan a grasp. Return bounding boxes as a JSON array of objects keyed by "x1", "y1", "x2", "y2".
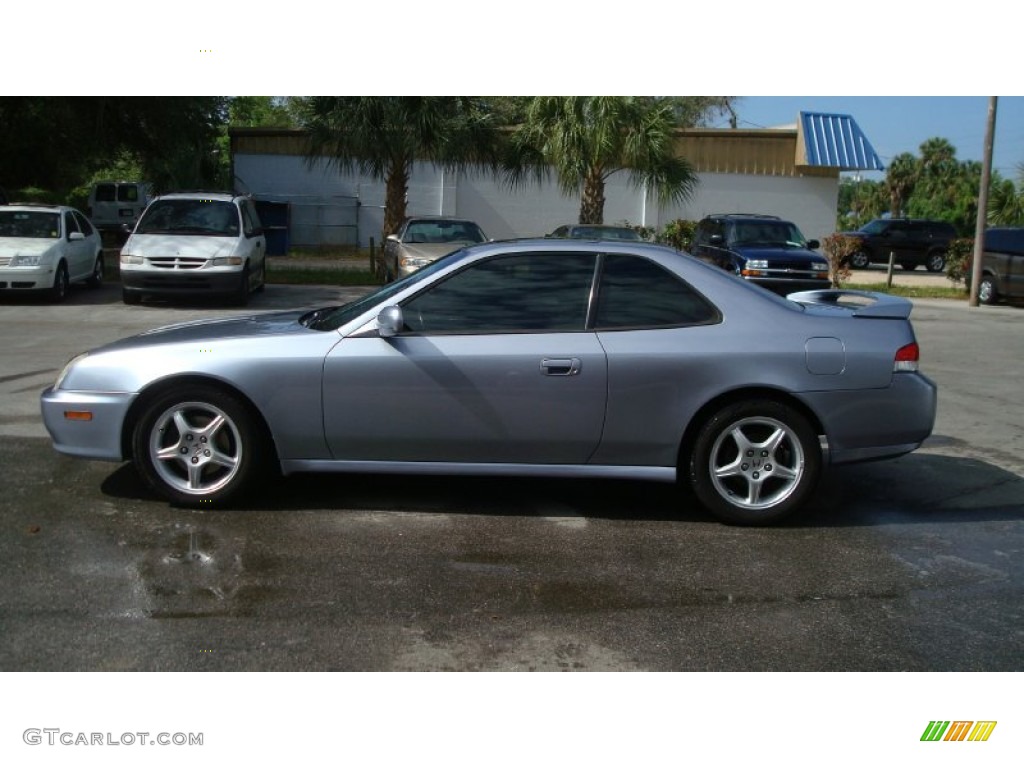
[
  {"x1": 0, "y1": 204, "x2": 105, "y2": 301},
  {"x1": 120, "y1": 192, "x2": 266, "y2": 305}
]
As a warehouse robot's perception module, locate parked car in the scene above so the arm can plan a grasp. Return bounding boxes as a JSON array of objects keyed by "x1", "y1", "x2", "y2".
[
  {"x1": 690, "y1": 214, "x2": 831, "y2": 294},
  {"x1": 977, "y1": 227, "x2": 1024, "y2": 304},
  {"x1": 41, "y1": 239, "x2": 936, "y2": 525},
  {"x1": 547, "y1": 224, "x2": 642, "y2": 241},
  {"x1": 842, "y1": 218, "x2": 956, "y2": 272},
  {"x1": 382, "y1": 216, "x2": 487, "y2": 281},
  {"x1": 119, "y1": 192, "x2": 266, "y2": 306},
  {"x1": 0, "y1": 204, "x2": 104, "y2": 301},
  {"x1": 87, "y1": 181, "x2": 154, "y2": 236}
]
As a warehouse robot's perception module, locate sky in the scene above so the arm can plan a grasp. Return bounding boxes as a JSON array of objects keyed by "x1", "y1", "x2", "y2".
[{"x1": 724, "y1": 96, "x2": 1023, "y2": 181}]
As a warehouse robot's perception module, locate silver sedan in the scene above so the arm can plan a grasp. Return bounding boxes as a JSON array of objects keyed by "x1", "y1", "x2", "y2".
[{"x1": 41, "y1": 239, "x2": 936, "y2": 524}]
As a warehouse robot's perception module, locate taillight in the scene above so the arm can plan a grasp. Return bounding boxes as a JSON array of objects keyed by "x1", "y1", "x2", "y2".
[{"x1": 894, "y1": 342, "x2": 919, "y2": 372}]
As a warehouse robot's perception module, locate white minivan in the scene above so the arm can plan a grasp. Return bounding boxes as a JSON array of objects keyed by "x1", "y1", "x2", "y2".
[
  {"x1": 87, "y1": 181, "x2": 153, "y2": 235},
  {"x1": 119, "y1": 192, "x2": 266, "y2": 305}
]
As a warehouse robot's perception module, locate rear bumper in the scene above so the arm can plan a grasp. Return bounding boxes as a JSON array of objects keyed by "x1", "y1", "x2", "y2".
[{"x1": 801, "y1": 372, "x2": 938, "y2": 465}]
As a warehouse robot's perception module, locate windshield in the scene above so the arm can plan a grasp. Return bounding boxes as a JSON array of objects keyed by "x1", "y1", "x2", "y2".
[
  {"x1": 403, "y1": 220, "x2": 486, "y2": 244},
  {"x1": 0, "y1": 211, "x2": 60, "y2": 239},
  {"x1": 306, "y1": 250, "x2": 466, "y2": 331},
  {"x1": 732, "y1": 221, "x2": 807, "y2": 247},
  {"x1": 136, "y1": 199, "x2": 240, "y2": 236}
]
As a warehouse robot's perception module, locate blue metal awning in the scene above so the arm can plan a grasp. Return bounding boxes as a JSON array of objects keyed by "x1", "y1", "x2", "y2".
[{"x1": 797, "y1": 112, "x2": 884, "y2": 171}]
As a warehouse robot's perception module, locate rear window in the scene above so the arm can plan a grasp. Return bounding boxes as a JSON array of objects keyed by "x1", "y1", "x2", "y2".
[{"x1": 93, "y1": 184, "x2": 116, "y2": 203}]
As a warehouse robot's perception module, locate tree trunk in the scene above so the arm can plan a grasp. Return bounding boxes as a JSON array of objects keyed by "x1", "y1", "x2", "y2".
[
  {"x1": 578, "y1": 169, "x2": 605, "y2": 225},
  {"x1": 383, "y1": 162, "x2": 410, "y2": 240}
]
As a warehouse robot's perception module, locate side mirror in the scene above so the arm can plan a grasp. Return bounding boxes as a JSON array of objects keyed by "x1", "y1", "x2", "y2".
[
  {"x1": 68, "y1": 232, "x2": 85, "y2": 241},
  {"x1": 386, "y1": 234, "x2": 400, "y2": 243},
  {"x1": 377, "y1": 305, "x2": 404, "y2": 338},
  {"x1": 806, "y1": 239, "x2": 820, "y2": 250}
]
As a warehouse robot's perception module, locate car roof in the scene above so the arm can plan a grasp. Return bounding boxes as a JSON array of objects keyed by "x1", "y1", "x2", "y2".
[
  {"x1": 2, "y1": 203, "x2": 71, "y2": 212},
  {"x1": 156, "y1": 191, "x2": 238, "y2": 202}
]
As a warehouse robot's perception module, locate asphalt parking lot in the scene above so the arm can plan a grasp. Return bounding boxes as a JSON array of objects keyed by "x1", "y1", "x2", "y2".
[{"x1": 0, "y1": 279, "x2": 1021, "y2": 671}]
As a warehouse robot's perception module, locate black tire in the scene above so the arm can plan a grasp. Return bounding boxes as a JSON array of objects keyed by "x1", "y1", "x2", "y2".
[
  {"x1": 234, "y1": 265, "x2": 250, "y2": 306},
  {"x1": 255, "y1": 260, "x2": 266, "y2": 293},
  {"x1": 49, "y1": 261, "x2": 70, "y2": 302},
  {"x1": 122, "y1": 287, "x2": 141, "y2": 305},
  {"x1": 86, "y1": 253, "x2": 104, "y2": 288},
  {"x1": 978, "y1": 276, "x2": 998, "y2": 305},
  {"x1": 849, "y1": 251, "x2": 870, "y2": 270},
  {"x1": 925, "y1": 251, "x2": 946, "y2": 273},
  {"x1": 131, "y1": 384, "x2": 267, "y2": 507},
  {"x1": 688, "y1": 400, "x2": 821, "y2": 525}
]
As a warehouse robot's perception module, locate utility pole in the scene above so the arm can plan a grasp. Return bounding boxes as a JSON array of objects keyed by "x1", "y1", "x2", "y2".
[{"x1": 969, "y1": 97, "x2": 998, "y2": 307}]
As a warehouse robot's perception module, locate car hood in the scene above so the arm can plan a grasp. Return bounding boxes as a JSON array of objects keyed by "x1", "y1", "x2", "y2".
[
  {"x1": 126, "y1": 233, "x2": 237, "y2": 258},
  {"x1": 400, "y1": 242, "x2": 467, "y2": 260},
  {"x1": 0, "y1": 238, "x2": 57, "y2": 257},
  {"x1": 735, "y1": 245, "x2": 826, "y2": 263},
  {"x1": 100, "y1": 310, "x2": 311, "y2": 351}
]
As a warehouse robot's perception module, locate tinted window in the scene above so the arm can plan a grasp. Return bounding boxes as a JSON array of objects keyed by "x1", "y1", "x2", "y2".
[
  {"x1": 0, "y1": 211, "x2": 60, "y2": 238},
  {"x1": 403, "y1": 220, "x2": 486, "y2": 244},
  {"x1": 94, "y1": 184, "x2": 116, "y2": 203},
  {"x1": 63, "y1": 211, "x2": 80, "y2": 237},
  {"x1": 72, "y1": 211, "x2": 94, "y2": 236},
  {"x1": 117, "y1": 184, "x2": 140, "y2": 203},
  {"x1": 403, "y1": 252, "x2": 596, "y2": 334},
  {"x1": 594, "y1": 254, "x2": 719, "y2": 329}
]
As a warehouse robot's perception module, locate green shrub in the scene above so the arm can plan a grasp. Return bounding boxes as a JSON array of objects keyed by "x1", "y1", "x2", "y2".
[{"x1": 657, "y1": 219, "x2": 698, "y2": 251}]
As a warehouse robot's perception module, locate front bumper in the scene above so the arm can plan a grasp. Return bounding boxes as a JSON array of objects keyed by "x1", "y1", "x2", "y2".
[
  {"x1": 121, "y1": 269, "x2": 244, "y2": 297},
  {"x1": 747, "y1": 275, "x2": 832, "y2": 295},
  {"x1": 0, "y1": 266, "x2": 53, "y2": 290},
  {"x1": 40, "y1": 386, "x2": 137, "y2": 461}
]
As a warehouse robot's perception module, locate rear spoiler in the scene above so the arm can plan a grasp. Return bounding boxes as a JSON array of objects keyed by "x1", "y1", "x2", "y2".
[{"x1": 786, "y1": 289, "x2": 913, "y2": 319}]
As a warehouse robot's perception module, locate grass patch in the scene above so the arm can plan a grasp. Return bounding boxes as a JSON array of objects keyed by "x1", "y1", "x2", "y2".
[{"x1": 845, "y1": 282, "x2": 968, "y2": 300}]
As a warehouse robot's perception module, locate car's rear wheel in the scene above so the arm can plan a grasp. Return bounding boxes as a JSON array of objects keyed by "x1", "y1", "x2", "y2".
[
  {"x1": 49, "y1": 261, "x2": 70, "y2": 302},
  {"x1": 132, "y1": 385, "x2": 265, "y2": 506},
  {"x1": 688, "y1": 400, "x2": 821, "y2": 525},
  {"x1": 86, "y1": 253, "x2": 104, "y2": 288},
  {"x1": 849, "y1": 251, "x2": 870, "y2": 269},
  {"x1": 925, "y1": 251, "x2": 946, "y2": 272},
  {"x1": 978, "y1": 276, "x2": 998, "y2": 305}
]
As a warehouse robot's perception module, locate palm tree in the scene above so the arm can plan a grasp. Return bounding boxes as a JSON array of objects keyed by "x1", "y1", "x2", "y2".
[
  {"x1": 884, "y1": 152, "x2": 918, "y2": 218},
  {"x1": 299, "y1": 97, "x2": 500, "y2": 238},
  {"x1": 505, "y1": 97, "x2": 700, "y2": 225},
  {"x1": 987, "y1": 168, "x2": 1024, "y2": 225}
]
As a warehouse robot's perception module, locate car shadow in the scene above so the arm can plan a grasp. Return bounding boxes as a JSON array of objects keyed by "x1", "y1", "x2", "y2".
[{"x1": 99, "y1": 452, "x2": 1024, "y2": 528}]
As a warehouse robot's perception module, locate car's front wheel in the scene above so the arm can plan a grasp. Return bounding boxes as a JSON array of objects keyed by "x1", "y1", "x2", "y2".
[
  {"x1": 688, "y1": 400, "x2": 821, "y2": 525},
  {"x1": 925, "y1": 251, "x2": 946, "y2": 272},
  {"x1": 49, "y1": 261, "x2": 70, "y2": 302},
  {"x1": 849, "y1": 251, "x2": 870, "y2": 269},
  {"x1": 132, "y1": 385, "x2": 267, "y2": 507},
  {"x1": 86, "y1": 253, "x2": 104, "y2": 288}
]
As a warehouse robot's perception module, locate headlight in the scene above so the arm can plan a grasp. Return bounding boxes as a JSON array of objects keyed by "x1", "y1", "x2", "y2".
[
  {"x1": 212, "y1": 257, "x2": 243, "y2": 266},
  {"x1": 120, "y1": 253, "x2": 143, "y2": 265},
  {"x1": 745, "y1": 259, "x2": 769, "y2": 270},
  {"x1": 10, "y1": 253, "x2": 45, "y2": 267},
  {"x1": 400, "y1": 256, "x2": 431, "y2": 269},
  {"x1": 54, "y1": 352, "x2": 89, "y2": 390},
  {"x1": 814, "y1": 261, "x2": 829, "y2": 271}
]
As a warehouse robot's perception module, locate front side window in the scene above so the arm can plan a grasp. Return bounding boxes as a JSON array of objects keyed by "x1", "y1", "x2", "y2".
[
  {"x1": 594, "y1": 254, "x2": 719, "y2": 329},
  {"x1": 136, "y1": 199, "x2": 241, "y2": 236},
  {"x1": 402, "y1": 252, "x2": 597, "y2": 334},
  {"x1": 72, "y1": 211, "x2": 94, "y2": 236},
  {"x1": 63, "y1": 211, "x2": 80, "y2": 238}
]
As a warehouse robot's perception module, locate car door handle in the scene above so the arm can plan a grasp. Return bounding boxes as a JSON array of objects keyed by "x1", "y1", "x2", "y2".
[{"x1": 540, "y1": 358, "x2": 581, "y2": 376}]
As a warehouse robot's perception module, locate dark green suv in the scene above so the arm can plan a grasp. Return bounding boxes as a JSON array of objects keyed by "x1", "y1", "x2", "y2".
[{"x1": 843, "y1": 218, "x2": 956, "y2": 272}]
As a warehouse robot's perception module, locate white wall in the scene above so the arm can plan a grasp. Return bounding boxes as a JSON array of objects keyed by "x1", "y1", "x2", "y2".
[{"x1": 234, "y1": 154, "x2": 840, "y2": 248}]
